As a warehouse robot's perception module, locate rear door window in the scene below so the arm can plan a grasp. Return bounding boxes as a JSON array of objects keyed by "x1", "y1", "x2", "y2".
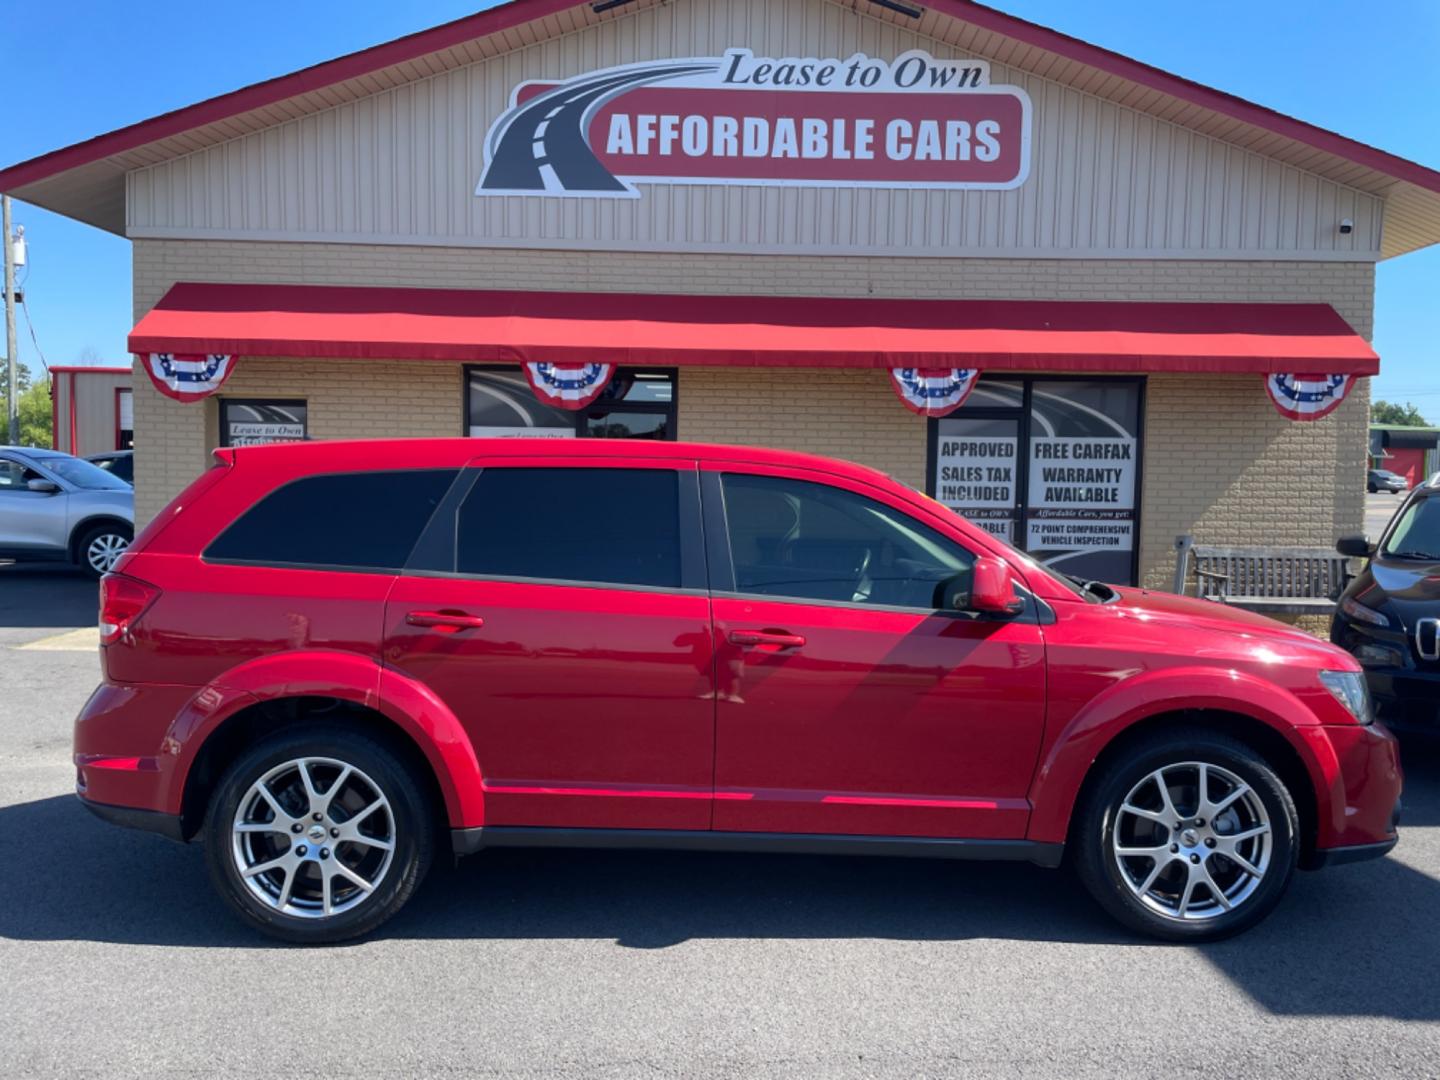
[
  {"x1": 453, "y1": 467, "x2": 682, "y2": 589},
  {"x1": 205, "y1": 469, "x2": 458, "y2": 570}
]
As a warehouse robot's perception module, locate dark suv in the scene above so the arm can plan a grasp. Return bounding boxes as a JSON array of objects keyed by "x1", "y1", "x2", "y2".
[{"x1": 1333, "y1": 474, "x2": 1440, "y2": 726}]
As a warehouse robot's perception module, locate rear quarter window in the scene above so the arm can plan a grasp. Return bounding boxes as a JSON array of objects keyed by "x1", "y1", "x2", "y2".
[{"x1": 205, "y1": 469, "x2": 459, "y2": 571}]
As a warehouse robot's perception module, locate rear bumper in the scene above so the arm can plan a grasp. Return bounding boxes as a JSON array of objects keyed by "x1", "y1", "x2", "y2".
[
  {"x1": 79, "y1": 796, "x2": 186, "y2": 842},
  {"x1": 72, "y1": 680, "x2": 196, "y2": 816}
]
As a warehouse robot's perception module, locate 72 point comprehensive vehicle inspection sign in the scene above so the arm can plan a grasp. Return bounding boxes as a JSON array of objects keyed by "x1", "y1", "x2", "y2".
[{"x1": 477, "y1": 49, "x2": 1032, "y2": 197}]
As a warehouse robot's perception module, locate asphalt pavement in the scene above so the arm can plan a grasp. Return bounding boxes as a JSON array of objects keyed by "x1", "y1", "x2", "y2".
[{"x1": 2, "y1": 562, "x2": 1439, "y2": 1077}]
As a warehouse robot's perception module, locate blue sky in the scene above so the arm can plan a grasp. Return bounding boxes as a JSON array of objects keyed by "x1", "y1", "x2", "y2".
[{"x1": 3, "y1": 0, "x2": 1438, "y2": 417}]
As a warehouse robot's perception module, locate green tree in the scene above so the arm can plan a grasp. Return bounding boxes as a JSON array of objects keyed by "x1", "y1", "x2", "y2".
[
  {"x1": 0, "y1": 370, "x2": 51, "y2": 446},
  {"x1": 0, "y1": 358, "x2": 32, "y2": 403},
  {"x1": 1371, "y1": 399, "x2": 1432, "y2": 426}
]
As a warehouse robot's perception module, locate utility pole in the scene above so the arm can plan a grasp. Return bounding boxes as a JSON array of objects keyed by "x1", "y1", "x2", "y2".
[{"x1": 3, "y1": 194, "x2": 17, "y2": 444}]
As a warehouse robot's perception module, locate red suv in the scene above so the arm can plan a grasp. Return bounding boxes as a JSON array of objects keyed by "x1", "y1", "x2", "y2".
[{"x1": 75, "y1": 439, "x2": 1401, "y2": 943}]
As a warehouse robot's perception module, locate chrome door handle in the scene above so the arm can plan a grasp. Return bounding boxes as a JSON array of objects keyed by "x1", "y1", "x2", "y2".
[
  {"x1": 406, "y1": 610, "x2": 486, "y2": 631},
  {"x1": 728, "y1": 629, "x2": 806, "y2": 649}
]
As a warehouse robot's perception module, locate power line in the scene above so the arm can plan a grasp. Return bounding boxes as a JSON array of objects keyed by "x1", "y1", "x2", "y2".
[{"x1": 19, "y1": 299, "x2": 48, "y2": 376}]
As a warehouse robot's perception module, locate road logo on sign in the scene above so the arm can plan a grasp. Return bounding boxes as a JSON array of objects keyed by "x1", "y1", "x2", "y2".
[{"x1": 476, "y1": 49, "x2": 1032, "y2": 197}]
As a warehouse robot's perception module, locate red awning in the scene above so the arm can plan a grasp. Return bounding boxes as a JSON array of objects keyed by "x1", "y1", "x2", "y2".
[{"x1": 128, "y1": 282, "x2": 1379, "y2": 375}]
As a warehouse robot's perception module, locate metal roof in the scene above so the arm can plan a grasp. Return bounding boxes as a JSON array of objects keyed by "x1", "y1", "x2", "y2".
[{"x1": 4, "y1": 0, "x2": 1440, "y2": 257}]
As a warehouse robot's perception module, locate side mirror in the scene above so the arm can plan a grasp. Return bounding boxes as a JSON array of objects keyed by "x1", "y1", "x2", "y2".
[
  {"x1": 26, "y1": 478, "x2": 59, "y2": 494},
  {"x1": 1336, "y1": 534, "x2": 1375, "y2": 558},
  {"x1": 948, "y1": 556, "x2": 1025, "y2": 616}
]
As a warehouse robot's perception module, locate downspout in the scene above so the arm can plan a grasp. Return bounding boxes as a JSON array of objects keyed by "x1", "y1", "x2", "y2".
[{"x1": 69, "y1": 371, "x2": 78, "y2": 454}]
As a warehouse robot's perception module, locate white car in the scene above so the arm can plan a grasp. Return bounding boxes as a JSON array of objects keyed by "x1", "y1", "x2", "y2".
[{"x1": 0, "y1": 446, "x2": 134, "y2": 576}]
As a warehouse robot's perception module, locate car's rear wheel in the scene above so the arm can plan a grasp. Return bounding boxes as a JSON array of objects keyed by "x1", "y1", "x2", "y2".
[
  {"x1": 203, "y1": 727, "x2": 434, "y2": 944},
  {"x1": 77, "y1": 522, "x2": 131, "y2": 578},
  {"x1": 1074, "y1": 729, "x2": 1299, "y2": 941}
]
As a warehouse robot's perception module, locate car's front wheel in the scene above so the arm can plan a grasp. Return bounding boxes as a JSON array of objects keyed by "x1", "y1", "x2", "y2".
[
  {"x1": 1074, "y1": 729, "x2": 1299, "y2": 941},
  {"x1": 203, "y1": 727, "x2": 435, "y2": 944}
]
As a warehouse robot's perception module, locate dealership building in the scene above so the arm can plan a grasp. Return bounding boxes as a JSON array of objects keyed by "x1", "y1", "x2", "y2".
[{"x1": 4, "y1": 0, "x2": 1439, "y2": 590}]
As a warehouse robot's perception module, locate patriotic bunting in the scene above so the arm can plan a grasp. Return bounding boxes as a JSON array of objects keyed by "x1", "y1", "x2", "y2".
[
  {"x1": 889, "y1": 367, "x2": 981, "y2": 418},
  {"x1": 1263, "y1": 373, "x2": 1354, "y2": 422},
  {"x1": 522, "y1": 362, "x2": 615, "y2": 410},
  {"x1": 143, "y1": 353, "x2": 237, "y2": 402}
]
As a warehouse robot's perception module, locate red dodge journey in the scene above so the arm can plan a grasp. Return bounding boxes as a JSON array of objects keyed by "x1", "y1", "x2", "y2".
[{"x1": 74, "y1": 439, "x2": 1402, "y2": 943}]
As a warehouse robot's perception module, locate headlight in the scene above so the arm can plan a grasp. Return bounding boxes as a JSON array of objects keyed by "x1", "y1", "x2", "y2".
[
  {"x1": 1319, "y1": 669, "x2": 1373, "y2": 725},
  {"x1": 1340, "y1": 595, "x2": 1390, "y2": 628}
]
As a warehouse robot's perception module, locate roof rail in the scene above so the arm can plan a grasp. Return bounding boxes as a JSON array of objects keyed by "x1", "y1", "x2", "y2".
[{"x1": 1426, "y1": 471, "x2": 1440, "y2": 489}]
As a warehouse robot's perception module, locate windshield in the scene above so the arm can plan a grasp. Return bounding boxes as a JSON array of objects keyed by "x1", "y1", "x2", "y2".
[
  {"x1": 42, "y1": 455, "x2": 131, "y2": 492},
  {"x1": 1382, "y1": 495, "x2": 1440, "y2": 560}
]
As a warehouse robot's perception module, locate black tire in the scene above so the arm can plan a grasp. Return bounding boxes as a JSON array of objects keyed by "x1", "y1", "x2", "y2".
[
  {"x1": 203, "y1": 726, "x2": 435, "y2": 944},
  {"x1": 75, "y1": 521, "x2": 133, "y2": 578},
  {"x1": 1367, "y1": 484, "x2": 1376, "y2": 493},
  {"x1": 1074, "y1": 728, "x2": 1299, "y2": 942}
]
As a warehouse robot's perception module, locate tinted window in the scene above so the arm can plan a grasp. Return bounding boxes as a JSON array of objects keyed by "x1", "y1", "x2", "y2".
[
  {"x1": 456, "y1": 467, "x2": 681, "y2": 588},
  {"x1": 721, "y1": 473, "x2": 973, "y2": 607},
  {"x1": 206, "y1": 470, "x2": 458, "y2": 569}
]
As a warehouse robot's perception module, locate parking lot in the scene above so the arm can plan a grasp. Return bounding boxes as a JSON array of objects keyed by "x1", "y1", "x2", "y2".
[{"x1": 2, "y1": 563, "x2": 1438, "y2": 1078}]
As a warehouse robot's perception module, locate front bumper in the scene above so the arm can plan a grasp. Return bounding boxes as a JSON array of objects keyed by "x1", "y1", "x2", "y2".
[{"x1": 1297, "y1": 720, "x2": 1403, "y2": 866}]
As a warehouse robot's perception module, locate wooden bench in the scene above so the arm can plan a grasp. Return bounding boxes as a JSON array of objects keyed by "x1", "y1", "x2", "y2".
[{"x1": 1171, "y1": 536, "x2": 1350, "y2": 614}]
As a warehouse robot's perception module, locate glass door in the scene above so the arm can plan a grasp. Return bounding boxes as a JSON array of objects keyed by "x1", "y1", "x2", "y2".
[{"x1": 927, "y1": 377, "x2": 1144, "y2": 585}]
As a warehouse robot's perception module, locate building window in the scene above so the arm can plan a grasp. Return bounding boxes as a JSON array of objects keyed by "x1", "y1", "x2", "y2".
[
  {"x1": 116, "y1": 389, "x2": 134, "y2": 450},
  {"x1": 927, "y1": 376, "x2": 1144, "y2": 586},
  {"x1": 465, "y1": 366, "x2": 676, "y2": 440},
  {"x1": 220, "y1": 399, "x2": 309, "y2": 447}
]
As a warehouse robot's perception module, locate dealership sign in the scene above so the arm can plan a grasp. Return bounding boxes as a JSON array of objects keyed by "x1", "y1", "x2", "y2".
[{"x1": 477, "y1": 50, "x2": 1032, "y2": 197}]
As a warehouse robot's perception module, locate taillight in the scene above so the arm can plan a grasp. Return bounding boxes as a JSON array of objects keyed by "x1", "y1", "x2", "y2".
[{"x1": 99, "y1": 574, "x2": 160, "y2": 645}]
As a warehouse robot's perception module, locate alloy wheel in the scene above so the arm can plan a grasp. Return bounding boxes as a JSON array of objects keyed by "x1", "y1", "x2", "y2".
[
  {"x1": 1111, "y1": 761, "x2": 1272, "y2": 921},
  {"x1": 86, "y1": 532, "x2": 129, "y2": 574},
  {"x1": 230, "y1": 756, "x2": 396, "y2": 919}
]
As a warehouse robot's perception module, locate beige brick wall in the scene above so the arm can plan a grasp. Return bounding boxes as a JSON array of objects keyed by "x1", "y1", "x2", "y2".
[
  {"x1": 679, "y1": 368, "x2": 924, "y2": 488},
  {"x1": 131, "y1": 357, "x2": 463, "y2": 522},
  {"x1": 131, "y1": 239, "x2": 1374, "y2": 592},
  {"x1": 1139, "y1": 372, "x2": 1370, "y2": 591}
]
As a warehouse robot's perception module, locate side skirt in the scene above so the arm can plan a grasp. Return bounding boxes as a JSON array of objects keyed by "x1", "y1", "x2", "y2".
[{"x1": 452, "y1": 826, "x2": 1064, "y2": 868}]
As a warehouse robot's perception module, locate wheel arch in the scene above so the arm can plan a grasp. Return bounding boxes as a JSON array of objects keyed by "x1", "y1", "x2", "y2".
[
  {"x1": 1058, "y1": 708, "x2": 1321, "y2": 868},
  {"x1": 68, "y1": 514, "x2": 133, "y2": 562},
  {"x1": 1027, "y1": 668, "x2": 1336, "y2": 864},
  {"x1": 167, "y1": 651, "x2": 485, "y2": 841}
]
